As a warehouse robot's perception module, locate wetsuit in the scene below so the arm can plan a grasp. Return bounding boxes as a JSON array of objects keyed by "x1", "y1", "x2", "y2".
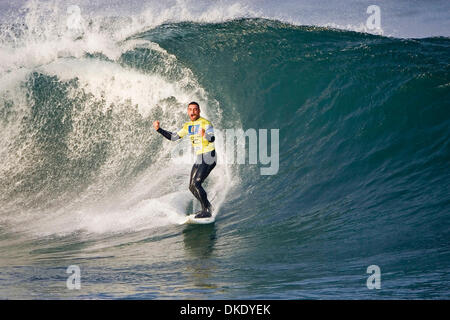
[{"x1": 157, "y1": 117, "x2": 216, "y2": 218}]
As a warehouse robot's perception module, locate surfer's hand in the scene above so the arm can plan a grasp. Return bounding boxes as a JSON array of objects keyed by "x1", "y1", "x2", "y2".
[
  {"x1": 200, "y1": 128, "x2": 205, "y2": 136},
  {"x1": 153, "y1": 121, "x2": 160, "y2": 131}
]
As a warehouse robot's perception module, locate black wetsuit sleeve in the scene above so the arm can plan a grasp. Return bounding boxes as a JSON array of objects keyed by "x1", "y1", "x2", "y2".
[
  {"x1": 204, "y1": 133, "x2": 215, "y2": 142},
  {"x1": 157, "y1": 128, "x2": 181, "y2": 141},
  {"x1": 204, "y1": 125, "x2": 215, "y2": 142}
]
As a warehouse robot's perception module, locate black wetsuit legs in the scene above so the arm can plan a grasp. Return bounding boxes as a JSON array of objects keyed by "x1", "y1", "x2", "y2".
[{"x1": 189, "y1": 151, "x2": 216, "y2": 213}]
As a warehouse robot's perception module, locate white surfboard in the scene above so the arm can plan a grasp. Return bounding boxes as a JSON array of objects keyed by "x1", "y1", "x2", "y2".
[{"x1": 183, "y1": 213, "x2": 215, "y2": 225}]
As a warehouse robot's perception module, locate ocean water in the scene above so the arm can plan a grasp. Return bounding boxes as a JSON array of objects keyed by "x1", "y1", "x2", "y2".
[{"x1": 0, "y1": 1, "x2": 449, "y2": 299}]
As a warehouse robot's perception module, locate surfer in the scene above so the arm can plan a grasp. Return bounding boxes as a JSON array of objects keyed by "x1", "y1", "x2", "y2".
[{"x1": 153, "y1": 102, "x2": 216, "y2": 218}]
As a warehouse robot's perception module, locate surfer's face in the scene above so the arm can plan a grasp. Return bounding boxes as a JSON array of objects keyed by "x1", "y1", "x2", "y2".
[{"x1": 188, "y1": 104, "x2": 200, "y2": 121}]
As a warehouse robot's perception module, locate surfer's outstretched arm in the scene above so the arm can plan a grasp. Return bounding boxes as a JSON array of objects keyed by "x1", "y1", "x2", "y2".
[
  {"x1": 153, "y1": 121, "x2": 181, "y2": 141},
  {"x1": 157, "y1": 127, "x2": 181, "y2": 141}
]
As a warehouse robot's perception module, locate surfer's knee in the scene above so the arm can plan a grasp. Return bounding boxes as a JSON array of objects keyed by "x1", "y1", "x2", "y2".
[
  {"x1": 189, "y1": 178, "x2": 202, "y2": 193},
  {"x1": 192, "y1": 178, "x2": 202, "y2": 190},
  {"x1": 189, "y1": 182, "x2": 197, "y2": 194}
]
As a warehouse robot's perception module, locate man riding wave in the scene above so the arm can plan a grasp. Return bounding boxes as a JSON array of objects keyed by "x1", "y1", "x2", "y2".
[{"x1": 153, "y1": 102, "x2": 216, "y2": 218}]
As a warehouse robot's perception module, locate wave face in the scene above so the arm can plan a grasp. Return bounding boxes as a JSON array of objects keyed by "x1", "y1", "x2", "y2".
[{"x1": 0, "y1": 4, "x2": 449, "y2": 299}]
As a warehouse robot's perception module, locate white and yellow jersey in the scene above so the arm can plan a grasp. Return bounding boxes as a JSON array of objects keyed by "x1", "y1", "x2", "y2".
[{"x1": 177, "y1": 117, "x2": 215, "y2": 155}]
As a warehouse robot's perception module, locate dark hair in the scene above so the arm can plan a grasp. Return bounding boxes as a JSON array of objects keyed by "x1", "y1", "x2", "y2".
[{"x1": 188, "y1": 101, "x2": 200, "y2": 108}]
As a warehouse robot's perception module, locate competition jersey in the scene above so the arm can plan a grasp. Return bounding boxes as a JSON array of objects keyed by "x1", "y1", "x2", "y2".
[{"x1": 177, "y1": 117, "x2": 215, "y2": 155}]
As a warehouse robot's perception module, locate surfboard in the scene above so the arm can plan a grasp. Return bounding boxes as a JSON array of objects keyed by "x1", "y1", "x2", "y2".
[{"x1": 183, "y1": 212, "x2": 215, "y2": 224}]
